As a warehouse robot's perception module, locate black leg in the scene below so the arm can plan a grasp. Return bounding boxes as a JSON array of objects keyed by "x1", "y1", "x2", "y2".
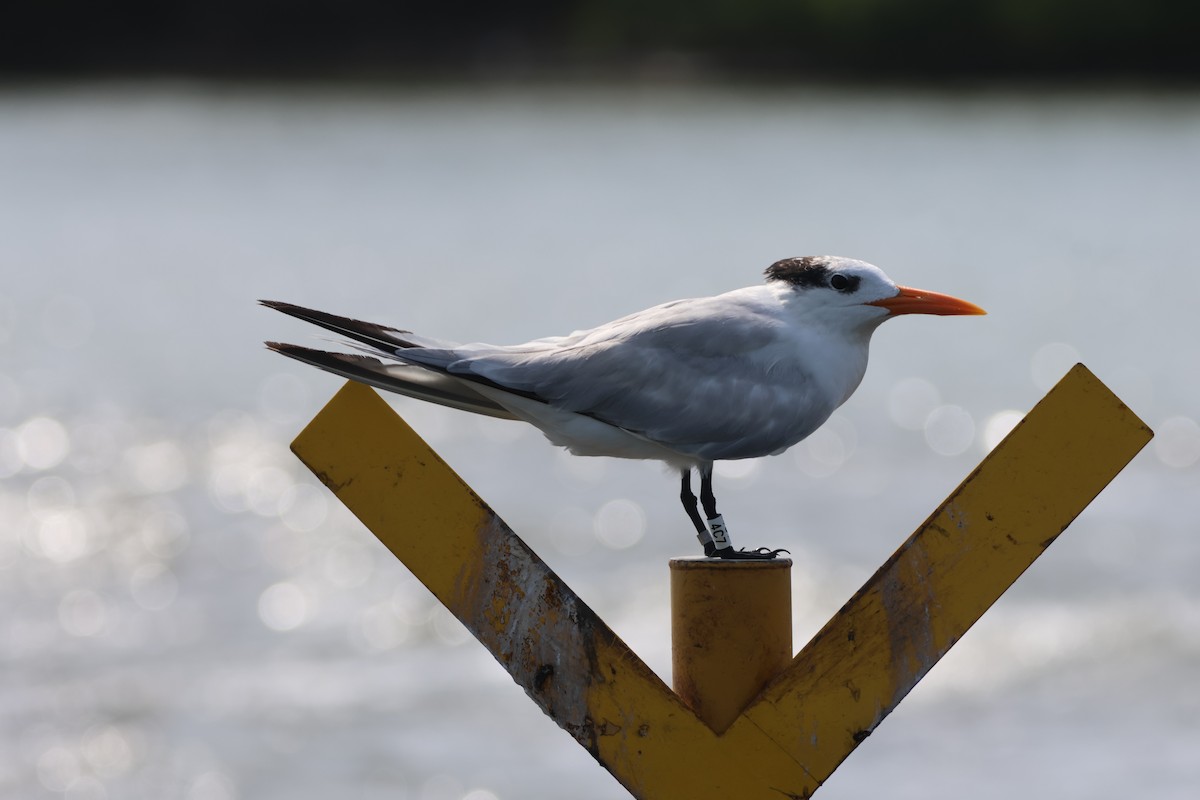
[
  {"x1": 680, "y1": 470, "x2": 705, "y2": 534},
  {"x1": 681, "y1": 469, "x2": 717, "y2": 556},
  {"x1": 701, "y1": 463, "x2": 789, "y2": 561},
  {"x1": 699, "y1": 464, "x2": 733, "y2": 553},
  {"x1": 699, "y1": 464, "x2": 719, "y2": 519}
]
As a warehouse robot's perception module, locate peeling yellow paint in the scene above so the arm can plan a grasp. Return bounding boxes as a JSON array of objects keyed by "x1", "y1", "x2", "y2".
[{"x1": 289, "y1": 364, "x2": 1151, "y2": 799}]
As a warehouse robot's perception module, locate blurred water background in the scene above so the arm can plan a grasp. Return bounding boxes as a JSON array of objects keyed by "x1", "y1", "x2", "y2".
[{"x1": 2, "y1": 78, "x2": 1199, "y2": 800}]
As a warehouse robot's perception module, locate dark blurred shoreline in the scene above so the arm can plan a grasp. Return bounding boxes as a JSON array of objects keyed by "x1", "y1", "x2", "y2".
[{"x1": 6, "y1": 0, "x2": 1200, "y2": 85}]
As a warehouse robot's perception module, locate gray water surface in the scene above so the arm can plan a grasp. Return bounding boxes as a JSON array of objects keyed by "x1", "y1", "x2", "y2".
[{"x1": 2, "y1": 83, "x2": 1198, "y2": 800}]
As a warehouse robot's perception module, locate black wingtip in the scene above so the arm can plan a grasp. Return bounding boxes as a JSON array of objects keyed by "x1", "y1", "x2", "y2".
[
  {"x1": 265, "y1": 340, "x2": 347, "y2": 361},
  {"x1": 258, "y1": 300, "x2": 417, "y2": 353},
  {"x1": 259, "y1": 299, "x2": 309, "y2": 317},
  {"x1": 263, "y1": 340, "x2": 385, "y2": 367}
]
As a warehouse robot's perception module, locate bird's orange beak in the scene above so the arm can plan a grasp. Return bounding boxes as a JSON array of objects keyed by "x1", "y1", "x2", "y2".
[{"x1": 868, "y1": 286, "x2": 987, "y2": 316}]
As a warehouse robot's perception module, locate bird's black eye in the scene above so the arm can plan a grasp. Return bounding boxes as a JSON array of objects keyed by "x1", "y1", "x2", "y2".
[{"x1": 830, "y1": 273, "x2": 851, "y2": 292}]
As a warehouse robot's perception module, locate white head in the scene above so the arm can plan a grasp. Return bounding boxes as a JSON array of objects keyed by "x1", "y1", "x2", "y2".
[{"x1": 764, "y1": 256, "x2": 985, "y2": 332}]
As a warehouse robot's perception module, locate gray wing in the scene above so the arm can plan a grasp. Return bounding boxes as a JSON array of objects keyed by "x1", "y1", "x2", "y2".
[{"x1": 412, "y1": 294, "x2": 830, "y2": 460}]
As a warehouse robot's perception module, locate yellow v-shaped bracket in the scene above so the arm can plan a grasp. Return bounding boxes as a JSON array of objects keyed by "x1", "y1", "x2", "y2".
[{"x1": 289, "y1": 365, "x2": 1151, "y2": 799}]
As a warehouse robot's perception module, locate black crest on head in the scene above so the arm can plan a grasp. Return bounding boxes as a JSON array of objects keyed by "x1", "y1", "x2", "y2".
[{"x1": 765, "y1": 257, "x2": 861, "y2": 293}]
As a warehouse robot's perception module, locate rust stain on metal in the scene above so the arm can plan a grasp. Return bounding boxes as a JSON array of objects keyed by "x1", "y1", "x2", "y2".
[
  {"x1": 596, "y1": 719, "x2": 623, "y2": 736},
  {"x1": 944, "y1": 502, "x2": 970, "y2": 531},
  {"x1": 879, "y1": 540, "x2": 939, "y2": 710},
  {"x1": 306, "y1": 468, "x2": 354, "y2": 493},
  {"x1": 534, "y1": 664, "x2": 555, "y2": 692},
  {"x1": 453, "y1": 514, "x2": 612, "y2": 756}
]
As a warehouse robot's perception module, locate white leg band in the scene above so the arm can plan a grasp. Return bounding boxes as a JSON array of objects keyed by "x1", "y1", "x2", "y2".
[{"x1": 707, "y1": 515, "x2": 732, "y2": 550}]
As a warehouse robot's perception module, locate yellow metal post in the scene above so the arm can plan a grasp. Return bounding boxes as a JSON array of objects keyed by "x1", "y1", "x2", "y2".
[
  {"x1": 734, "y1": 363, "x2": 1155, "y2": 784},
  {"x1": 670, "y1": 558, "x2": 792, "y2": 734},
  {"x1": 288, "y1": 364, "x2": 1152, "y2": 799}
]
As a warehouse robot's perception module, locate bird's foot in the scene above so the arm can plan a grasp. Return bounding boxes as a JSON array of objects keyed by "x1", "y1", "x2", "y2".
[
  {"x1": 697, "y1": 514, "x2": 787, "y2": 559},
  {"x1": 712, "y1": 546, "x2": 790, "y2": 561}
]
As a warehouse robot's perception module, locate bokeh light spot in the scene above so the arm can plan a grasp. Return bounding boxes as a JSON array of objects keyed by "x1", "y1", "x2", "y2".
[
  {"x1": 593, "y1": 498, "x2": 646, "y2": 550},
  {"x1": 257, "y1": 582, "x2": 309, "y2": 631},
  {"x1": 277, "y1": 482, "x2": 328, "y2": 532},
  {"x1": 0, "y1": 428, "x2": 23, "y2": 477},
  {"x1": 27, "y1": 475, "x2": 76, "y2": 517},
  {"x1": 714, "y1": 458, "x2": 761, "y2": 484},
  {"x1": 125, "y1": 439, "x2": 189, "y2": 494},
  {"x1": 1154, "y1": 416, "x2": 1200, "y2": 468},
  {"x1": 81, "y1": 723, "x2": 136, "y2": 778},
  {"x1": 796, "y1": 418, "x2": 856, "y2": 478},
  {"x1": 37, "y1": 510, "x2": 90, "y2": 563},
  {"x1": 16, "y1": 416, "x2": 71, "y2": 471},
  {"x1": 37, "y1": 745, "x2": 81, "y2": 792},
  {"x1": 981, "y1": 409, "x2": 1025, "y2": 452},
  {"x1": 429, "y1": 605, "x2": 471, "y2": 646}
]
